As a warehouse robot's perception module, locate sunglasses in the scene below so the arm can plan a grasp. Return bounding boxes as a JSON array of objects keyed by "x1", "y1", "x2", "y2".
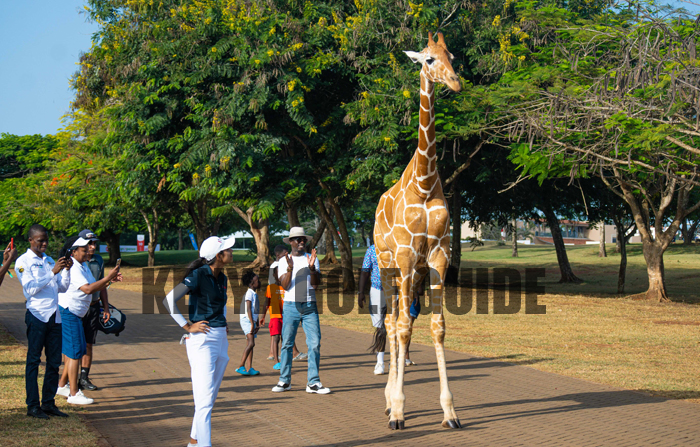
[{"x1": 289, "y1": 237, "x2": 306, "y2": 243}]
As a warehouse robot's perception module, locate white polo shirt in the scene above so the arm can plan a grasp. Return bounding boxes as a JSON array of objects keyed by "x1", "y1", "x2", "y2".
[
  {"x1": 277, "y1": 254, "x2": 320, "y2": 303},
  {"x1": 58, "y1": 258, "x2": 96, "y2": 318},
  {"x1": 15, "y1": 249, "x2": 71, "y2": 323}
]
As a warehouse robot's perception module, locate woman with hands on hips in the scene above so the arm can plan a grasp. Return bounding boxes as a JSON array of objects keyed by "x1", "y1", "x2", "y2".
[{"x1": 163, "y1": 236, "x2": 235, "y2": 447}]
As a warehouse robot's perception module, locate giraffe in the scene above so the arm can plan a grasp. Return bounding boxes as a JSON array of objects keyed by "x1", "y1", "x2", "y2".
[{"x1": 374, "y1": 31, "x2": 461, "y2": 430}]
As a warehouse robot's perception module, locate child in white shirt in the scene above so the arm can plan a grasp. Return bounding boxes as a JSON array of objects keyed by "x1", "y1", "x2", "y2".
[{"x1": 236, "y1": 271, "x2": 260, "y2": 376}]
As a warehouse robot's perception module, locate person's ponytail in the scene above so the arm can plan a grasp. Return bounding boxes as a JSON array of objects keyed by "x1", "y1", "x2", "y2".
[{"x1": 183, "y1": 256, "x2": 217, "y2": 279}]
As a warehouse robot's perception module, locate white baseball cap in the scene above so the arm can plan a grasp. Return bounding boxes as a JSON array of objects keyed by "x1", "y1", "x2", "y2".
[
  {"x1": 200, "y1": 236, "x2": 236, "y2": 262},
  {"x1": 71, "y1": 237, "x2": 91, "y2": 248}
]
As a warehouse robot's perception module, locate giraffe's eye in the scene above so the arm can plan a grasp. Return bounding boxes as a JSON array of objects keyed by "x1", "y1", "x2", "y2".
[{"x1": 426, "y1": 57, "x2": 434, "y2": 65}]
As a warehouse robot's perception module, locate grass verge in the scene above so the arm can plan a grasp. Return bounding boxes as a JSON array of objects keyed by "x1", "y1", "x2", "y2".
[{"x1": 0, "y1": 323, "x2": 99, "y2": 447}]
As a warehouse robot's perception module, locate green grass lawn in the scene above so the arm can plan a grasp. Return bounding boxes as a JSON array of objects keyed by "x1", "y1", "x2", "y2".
[{"x1": 460, "y1": 243, "x2": 700, "y2": 301}]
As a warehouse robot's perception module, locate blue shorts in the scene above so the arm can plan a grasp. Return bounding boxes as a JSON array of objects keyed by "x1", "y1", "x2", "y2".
[
  {"x1": 60, "y1": 306, "x2": 86, "y2": 360},
  {"x1": 240, "y1": 315, "x2": 257, "y2": 338},
  {"x1": 410, "y1": 298, "x2": 421, "y2": 319}
]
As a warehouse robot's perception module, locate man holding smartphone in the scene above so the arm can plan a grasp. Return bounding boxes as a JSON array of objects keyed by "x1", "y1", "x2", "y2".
[
  {"x1": 78, "y1": 230, "x2": 110, "y2": 391},
  {"x1": 0, "y1": 240, "x2": 18, "y2": 288},
  {"x1": 15, "y1": 224, "x2": 72, "y2": 419}
]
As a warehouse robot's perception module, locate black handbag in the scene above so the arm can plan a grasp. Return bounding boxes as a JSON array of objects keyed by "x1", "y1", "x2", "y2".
[{"x1": 99, "y1": 304, "x2": 127, "y2": 336}]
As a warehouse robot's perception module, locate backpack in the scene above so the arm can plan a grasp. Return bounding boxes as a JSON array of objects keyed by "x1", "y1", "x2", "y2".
[{"x1": 99, "y1": 304, "x2": 127, "y2": 336}]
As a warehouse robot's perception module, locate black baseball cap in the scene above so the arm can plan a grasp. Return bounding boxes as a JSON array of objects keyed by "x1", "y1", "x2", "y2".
[{"x1": 78, "y1": 229, "x2": 99, "y2": 241}]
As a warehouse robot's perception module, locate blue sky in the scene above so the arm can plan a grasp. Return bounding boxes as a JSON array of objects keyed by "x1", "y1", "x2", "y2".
[
  {"x1": 0, "y1": 1, "x2": 698, "y2": 137},
  {"x1": 0, "y1": 1, "x2": 97, "y2": 136}
]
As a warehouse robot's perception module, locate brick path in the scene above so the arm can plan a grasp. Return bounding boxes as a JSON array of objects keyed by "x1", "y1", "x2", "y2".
[{"x1": 2, "y1": 280, "x2": 700, "y2": 446}]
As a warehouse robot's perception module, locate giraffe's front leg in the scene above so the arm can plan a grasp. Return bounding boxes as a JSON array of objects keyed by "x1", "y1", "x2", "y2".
[
  {"x1": 388, "y1": 276, "x2": 412, "y2": 430},
  {"x1": 428, "y1": 251, "x2": 461, "y2": 429},
  {"x1": 389, "y1": 318, "x2": 410, "y2": 430}
]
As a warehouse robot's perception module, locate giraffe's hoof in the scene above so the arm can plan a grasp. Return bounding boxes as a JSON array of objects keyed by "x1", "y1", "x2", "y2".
[
  {"x1": 388, "y1": 419, "x2": 405, "y2": 430},
  {"x1": 442, "y1": 418, "x2": 462, "y2": 429},
  {"x1": 385, "y1": 408, "x2": 391, "y2": 417}
]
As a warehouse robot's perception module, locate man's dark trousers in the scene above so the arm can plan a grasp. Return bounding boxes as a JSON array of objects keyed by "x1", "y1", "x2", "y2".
[{"x1": 25, "y1": 310, "x2": 62, "y2": 409}]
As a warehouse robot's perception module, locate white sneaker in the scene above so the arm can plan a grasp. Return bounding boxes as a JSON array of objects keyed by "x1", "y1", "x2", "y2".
[
  {"x1": 405, "y1": 358, "x2": 416, "y2": 367},
  {"x1": 306, "y1": 382, "x2": 331, "y2": 394},
  {"x1": 187, "y1": 443, "x2": 198, "y2": 447},
  {"x1": 67, "y1": 390, "x2": 94, "y2": 405},
  {"x1": 374, "y1": 363, "x2": 385, "y2": 375},
  {"x1": 292, "y1": 352, "x2": 308, "y2": 361},
  {"x1": 271, "y1": 381, "x2": 291, "y2": 393},
  {"x1": 56, "y1": 384, "x2": 70, "y2": 398}
]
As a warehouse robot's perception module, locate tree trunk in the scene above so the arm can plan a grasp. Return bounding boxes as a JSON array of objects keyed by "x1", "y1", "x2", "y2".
[
  {"x1": 178, "y1": 228, "x2": 184, "y2": 251},
  {"x1": 542, "y1": 206, "x2": 582, "y2": 283},
  {"x1": 187, "y1": 200, "x2": 213, "y2": 247},
  {"x1": 308, "y1": 217, "x2": 327, "y2": 252},
  {"x1": 599, "y1": 223, "x2": 607, "y2": 257},
  {"x1": 249, "y1": 221, "x2": 271, "y2": 270},
  {"x1": 141, "y1": 209, "x2": 158, "y2": 268},
  {"x1": 641, "y1": 242, "x2": 669, "y2": 302},
  {"x1": 232, "y1": 205, "x2": 272, "y2": 270},
  {"x1": 613, "y1": 217, "x2": 627, "y2": 294},
  {"x1": 320, "y1": 200, "x2": 339, "y2": 265},
  {"x1": 286, "y1": 202, "x2": 301, "y2": 228},
  {"x1": 316, "y1": 195, "x2": 355, "y2": 291},
  {"x1": 511, "y1": 216, "x2": 518, "y2": 258},
  {"x1": 680, "y1": 219, "x2": 698, "y2": 245},
  {"x1": 101, "y1": 229, "x2": 121, "y2": 266},
  {"x1": 446, "y1": 187, "x2": 461, "y2": 284}
]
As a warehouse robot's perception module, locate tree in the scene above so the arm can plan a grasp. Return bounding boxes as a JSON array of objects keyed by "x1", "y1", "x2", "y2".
[
  {"x1": 504, "y1": 2, "x2": 700, "y2": 300},
  {"x1": 0, "y1": 134, "x2": 59, "y2": 243}
]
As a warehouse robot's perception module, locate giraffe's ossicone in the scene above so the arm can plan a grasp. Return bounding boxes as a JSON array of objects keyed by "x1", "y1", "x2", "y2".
[{"x1": 373, "y1": 31, "x2": 462, "y2": 430}]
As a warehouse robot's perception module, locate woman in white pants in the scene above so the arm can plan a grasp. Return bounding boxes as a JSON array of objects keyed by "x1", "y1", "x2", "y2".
[{"x1": 164, "y1": 236, "x2": 235, "y2": 447}]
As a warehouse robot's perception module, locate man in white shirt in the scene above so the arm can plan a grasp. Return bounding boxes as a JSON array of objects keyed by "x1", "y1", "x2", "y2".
[
  {"x1": 271, "y1": 227, "x2": 330, "y2": 395},
  {"x1": 15, "y1": 225, "x2": 71, "y2": 419}
]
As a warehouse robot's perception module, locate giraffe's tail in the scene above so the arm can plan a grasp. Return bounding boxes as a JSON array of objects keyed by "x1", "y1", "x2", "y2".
[{"x1": 369, "y1": 325, "x2": 387, "y2": 354}]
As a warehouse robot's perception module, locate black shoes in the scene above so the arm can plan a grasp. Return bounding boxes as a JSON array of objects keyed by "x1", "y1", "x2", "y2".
[
  {"x1": 79, "y1": 377, "x2": 98, "y2": 391},
  {"x1": 41, "y1": 404, "x2": 69, "y2": 418},
  {"x1": 27, "y1": 407, "x2": 49, "y2": 419}
]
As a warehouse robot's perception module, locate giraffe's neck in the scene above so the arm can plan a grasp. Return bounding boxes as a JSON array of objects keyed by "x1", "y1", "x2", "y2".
[{"x1": 411, "y1": 70, "x2": 438, "y2": 197}]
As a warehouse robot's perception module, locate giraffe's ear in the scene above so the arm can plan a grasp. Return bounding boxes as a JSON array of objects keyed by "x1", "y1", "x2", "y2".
[{"x1": 404, "y1": 51, "x2": 426, "y2": 64}]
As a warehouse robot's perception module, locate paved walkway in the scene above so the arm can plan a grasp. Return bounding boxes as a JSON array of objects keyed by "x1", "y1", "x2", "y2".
[{"x1": 2, "y1": 280, "x2": 700, "y2": 446}]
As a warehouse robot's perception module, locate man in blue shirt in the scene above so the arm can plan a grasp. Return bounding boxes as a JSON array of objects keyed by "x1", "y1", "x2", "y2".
[{"x1": 358, "y1": 245, "x2": 387, "y2": 375}]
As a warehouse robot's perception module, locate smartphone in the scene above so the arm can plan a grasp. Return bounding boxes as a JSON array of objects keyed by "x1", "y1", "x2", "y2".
[
  {"x1": 10, "y1": 238, "x2": 13, "y2": 250},
  {"x1": 115, "y1": 258, "x2": 122, "y2": 268}
]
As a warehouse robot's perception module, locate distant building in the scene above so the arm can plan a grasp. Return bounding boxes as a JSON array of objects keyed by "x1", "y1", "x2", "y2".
[
  {"x1": 224, "y1": 230, "x2": 290, "y2": 250},
  {"x1": 460, "y1": 220, "x2": 641, "y2": 246}
]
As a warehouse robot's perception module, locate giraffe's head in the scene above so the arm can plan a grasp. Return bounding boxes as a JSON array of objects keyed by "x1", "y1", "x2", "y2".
[{"x1": 404, "y1": 32, "x2": 461, "y2": 92}]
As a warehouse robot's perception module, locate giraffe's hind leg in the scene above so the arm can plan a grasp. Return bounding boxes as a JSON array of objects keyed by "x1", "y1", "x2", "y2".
[
  {"x1": 378, "y1": 264, "x2": 399, "y2": 419},
  {"x1": 384, "y1": 303, "x2": 396, "y2": 417},
  {"x1": 428, "y1": 247, "x2": 461, "y2": 429}
]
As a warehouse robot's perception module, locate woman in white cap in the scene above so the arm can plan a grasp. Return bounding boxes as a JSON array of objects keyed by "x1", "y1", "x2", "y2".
[
  {"x1": 56, "y1": 236, "x2": 122, "y2": 405},
  {"x1": 163, "y1": 236, "x2": 235, "y2": 447}
]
